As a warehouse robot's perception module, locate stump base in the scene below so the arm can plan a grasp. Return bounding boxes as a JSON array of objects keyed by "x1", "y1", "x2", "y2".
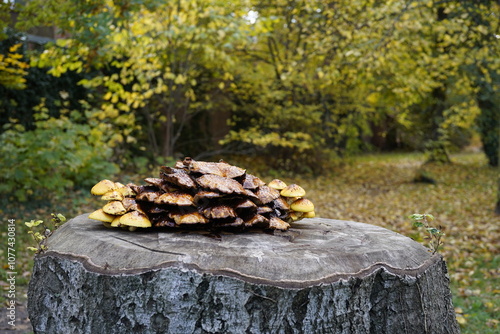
[{"x1": 28, "y1": 214, "x2": 460, "y2": 334}]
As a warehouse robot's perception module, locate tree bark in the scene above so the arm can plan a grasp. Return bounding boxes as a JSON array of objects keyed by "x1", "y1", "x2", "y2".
[
  {"x1": 495, "y1": 176, "x2": 500, "y2": 215},
  {"x1": 28, "y1": 214, "x2": 460, "y2": 334}
]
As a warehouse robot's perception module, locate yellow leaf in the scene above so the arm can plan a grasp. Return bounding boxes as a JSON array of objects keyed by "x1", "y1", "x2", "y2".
[
  {"x1": 476, "y1": 25, "x2": 488, "y2": 35},
  {"x1": 9, "y1": 43, "x2": 22, "y2": 53},
  {"x1": 456, "y1": 315, "x2": 467, "y2": 326},
  {"x1": 484, "y1": 302, "x2": 494, "y2": 309},
  {"x1": 366, "y1": 92, "x2": 380, "y2": 106},
  {"x1": 174, "y1": 74, "x2": 186, "y2": 85}
]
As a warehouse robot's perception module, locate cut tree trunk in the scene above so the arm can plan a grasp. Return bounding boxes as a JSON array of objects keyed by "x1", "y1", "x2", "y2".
[{"x1": 28, "y1": 214, "x2": 460, "y2": 334}]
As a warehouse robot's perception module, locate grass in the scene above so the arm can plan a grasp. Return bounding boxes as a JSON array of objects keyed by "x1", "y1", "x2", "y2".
[
  {"x1": 295, "y1": 152, "x2": 499, "y2": 334},
  {"x1": 1, "y1": 151, "x2": 498, "y2": 333}
]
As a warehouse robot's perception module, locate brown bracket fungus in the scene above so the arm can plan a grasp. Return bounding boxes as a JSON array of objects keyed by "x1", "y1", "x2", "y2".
[{"x1": 89, "y1": 157, "x2": 317, "y2": 231}]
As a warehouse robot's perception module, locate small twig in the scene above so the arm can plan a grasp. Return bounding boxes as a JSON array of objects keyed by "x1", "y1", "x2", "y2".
[
  {"x1": 25, "y1": 213, "x2": 66, "y2": 254},
  {"x1": 409, "y1": 213, "x2": 445, "y2": 254}
]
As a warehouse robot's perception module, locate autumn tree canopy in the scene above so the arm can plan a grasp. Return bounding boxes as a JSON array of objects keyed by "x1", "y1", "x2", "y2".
[{"x1": 0, "y1": 0, "x2": 498, "y2": 198}]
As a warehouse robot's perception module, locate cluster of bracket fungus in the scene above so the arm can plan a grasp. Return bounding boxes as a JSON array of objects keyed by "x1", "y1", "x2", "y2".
[{"x1": 89, "y1": 157, "x2": 315, "y2": 231}]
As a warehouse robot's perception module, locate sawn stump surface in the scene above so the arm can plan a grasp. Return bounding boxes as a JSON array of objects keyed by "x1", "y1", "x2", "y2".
[{"x1": 28, "y1": 214, "x2": 460, "y2": 334}]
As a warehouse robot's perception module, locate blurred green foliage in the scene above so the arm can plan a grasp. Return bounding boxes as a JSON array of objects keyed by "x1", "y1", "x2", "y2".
[
  {"x1": 0, "y1": 28, "x2": 29, "y2": 89},
  {"x1": 0, "y1": 29, "x2": 92, "y2": 131},
  {"x1": 0, "y1": 99, "x2": 118, "y2": 202},
  {"x1": 0, "y1": 0, "x2": 498, "y2": 201}
]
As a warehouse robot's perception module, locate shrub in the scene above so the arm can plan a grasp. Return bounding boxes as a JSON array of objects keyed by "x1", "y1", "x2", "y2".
[{"x1": 0, "y1": 101, "x2": 118, "y2": 202}]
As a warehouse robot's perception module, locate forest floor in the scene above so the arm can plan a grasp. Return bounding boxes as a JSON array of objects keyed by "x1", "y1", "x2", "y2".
[
  {"x1": 298, "y1": 152, "x2": 499, "y2": 333},
  {"x1": 1, "y1": 151, "x2": 498, "y2": 333}
]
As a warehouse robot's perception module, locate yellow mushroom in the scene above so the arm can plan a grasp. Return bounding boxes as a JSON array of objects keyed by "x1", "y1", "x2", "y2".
[
  {"x1": 290, "y1": 198, "x2": 315, "y2": 213},
  {"x1": 119, "y1": 211, "x2": 152, "y2": 228},
  {"x1": 289, "y1": 212, "x2": 303, "y2": 221},
  {"x1": 103, "y1": 201, "x2": 127, "y2": 215},
  {"x1": 101, "y1": 190, "x2": 124, "y2": 201},
  {"x1": 110, "y1": 215, "x2": 122, "y2": 227},
  {"x1": 170, "y1": 211, "x2": 208, "y2": 225},
  {"x1": 88, "y1": 209, "x2": 116, "y2": 223},
  {"x1": 116, "y1": 185, "x2": 136, "y2": 197},
  {"x1": 91, "y1": 180, "x2": 117, "y2": 196},
  {"x1": 302, "y1": 211, "x2": 316, "y2": 218},
  {"x1": 114, "y1": 182, "x2": 126, "y2": 188},
  {"x1": 268, "y1": 179, "x2": 287, "y2": 190},
  {"x1": 280, "y1": 184, "x2": 306, "y2": 198}
]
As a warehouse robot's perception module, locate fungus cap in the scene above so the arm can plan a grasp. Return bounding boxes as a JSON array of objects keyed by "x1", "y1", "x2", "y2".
[
  {"x1": 255, "y1": 185, "x2": 281, "y2": 204},
  {"x1": 171, "y1": 211, "x2": 208, "y2": 225},
  {"x1": 268, "y1": 179, "x2": 287, "y2": 190},
  {"x1": 101, "y1": 190, "x2": 124, "y2": 201},
  {"x1": 155, "y1": 192, "x2": 194, "y2": 206},
  {"x1": 289, "y1": 212, "x2": 303, "y2": 221},
  {"x1": 91, "y1": 180, "x2": 117, "y2": 195},
  {"x1": 119, "y1": 211, "x2": 152, "y2": 228},
  {"x1": 242, "y1": 174, "x2": 266, "y2": 189},
  {"x1": 234, "y1": 199, "x2": 257, "y2": 210},
  {"x1": 268, "y1": 217, "x2": 290, "y2": 231},
  {"x1": 122, "y1": 197, "x2": 136, "y2": 210},
  {"x1": 110, "y1": 215, "x2": 122, "y2": 227},
  {"x1": 257, "y1": 206, "x2": 273, "y2": 215},
  {"x1": 189, "y1": 160, "x2": 246, "y2": 179},
  {"x1": 162, "y1": 171, "x2": 197, "y2": 189},
  {"x1": 280, "y1": 184, "x2": 306, "y2": 197},
  {"x1": 302, "y1": 210, "x2": 316, "y2": 218},
  {"x1": 244, "y1": 214, "x2": 268, "y2": 227},
  {"x1": 89, "y1": 209, "x2": 116, "y2": 223},
  {"x1": 290, "y1": 198, "x2": 315, "y2": 213},
  {"x1": 196, "y1": 174, "x2": 246, "y2": 195},
  {"x1": 102, "y1": 201, "x2": 127, "y2": 215},
  {"x1": 136, "y1": 191, "x2": 162, "y2": 202},
  {"x1": 202, "y1": 205, "x2": 236, "y2": 219},
  {"x1": 272, "y1": 197, "x2": 290, "y2": 211},
  {"x1": 116, "y1": 185, "x2": 136, "y2": 197}
]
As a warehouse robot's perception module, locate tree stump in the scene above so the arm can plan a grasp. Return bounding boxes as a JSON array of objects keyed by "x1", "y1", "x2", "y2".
[{"x1": 28, "y1": 214, "x2": 460, "y2": 334}]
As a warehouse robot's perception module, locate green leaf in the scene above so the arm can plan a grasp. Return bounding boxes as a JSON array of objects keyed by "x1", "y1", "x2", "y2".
[
  {"x1": 424, "y1": 214, "x2": 435, "y2": 222},
  {"x1": 426, "y1": 227, "x2": 440, "y2": 234},
  {"x1": 409, "y1": 214, "x2": 424, "y2": 221}
]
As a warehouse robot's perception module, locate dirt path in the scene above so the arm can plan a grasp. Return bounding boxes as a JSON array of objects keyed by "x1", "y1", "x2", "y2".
[{"x1": 1, "y1": 285, "x2": 32, "y2": 333}]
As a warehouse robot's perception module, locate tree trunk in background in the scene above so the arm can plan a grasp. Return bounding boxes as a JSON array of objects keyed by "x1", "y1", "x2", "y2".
[
  {"x1": 495, "y1": 177, "x2": 500, "y2": 215},
  {"x1": 477, "y1": 90, "x2": 499, "y2": 168},
  {"x1": 476, "y1": 83, "x2": 500, "y2": 214},
  {"x1": 425, "y1": 86, "x2": 451, "y2": 164},
  {"x1": 162, "y1": 104, "x2": 174, "y2": 158},
  {"x1": 28, "y1": 214, "x2": 460, "y2": 334}
]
